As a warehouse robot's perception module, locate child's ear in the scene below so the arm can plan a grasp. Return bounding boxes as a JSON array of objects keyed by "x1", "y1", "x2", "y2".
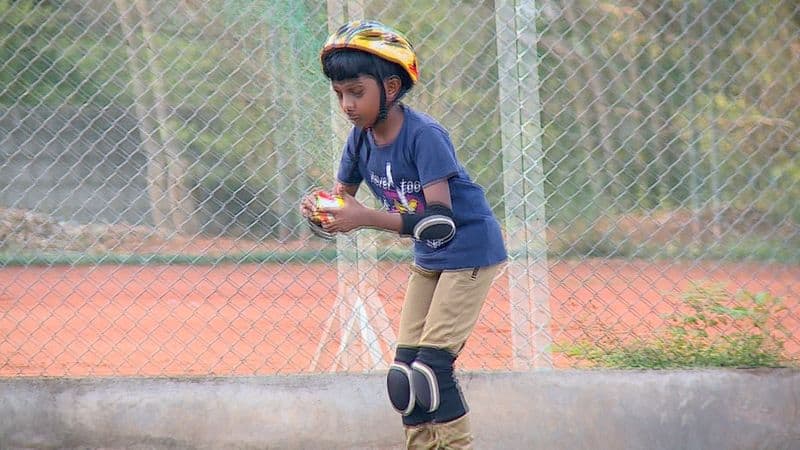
[{"x1": 384, "y1": 76, "x2": 402, "y2": 102}]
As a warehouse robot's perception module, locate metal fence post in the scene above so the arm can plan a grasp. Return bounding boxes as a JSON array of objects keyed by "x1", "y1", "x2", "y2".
[
  {"x1": 310, "y1": 1, "x2": 396, "y2": 372},
  {"x1": 495, "y1": 0, "x2": 552, "y2": 370}
]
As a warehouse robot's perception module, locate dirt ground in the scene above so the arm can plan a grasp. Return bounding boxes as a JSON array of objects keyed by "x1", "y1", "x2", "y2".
[
  {"x1": 2, "y1": 206, "x2": 798, "y2": 375},
  {"x1": 2, "y1": 258, "x2": 798, "y2": 376}
]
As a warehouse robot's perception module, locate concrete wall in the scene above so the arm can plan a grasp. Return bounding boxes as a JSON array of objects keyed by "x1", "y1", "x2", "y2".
[{"x1": 1, "y1": 369, "x2": 798, "y2": 450}]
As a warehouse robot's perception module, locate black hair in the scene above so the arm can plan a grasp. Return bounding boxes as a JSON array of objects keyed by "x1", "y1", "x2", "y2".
[
  {"x1": 322, "y1": 49, "x2": 415, "y2": 172},
  {"x1": 322, "y1": 48, "x2": 414, "y2": 101}
]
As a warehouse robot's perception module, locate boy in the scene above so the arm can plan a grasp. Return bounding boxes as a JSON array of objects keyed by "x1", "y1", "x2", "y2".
[{"x1": 301, "y1": 20, "x2": 507, "y2": 449}]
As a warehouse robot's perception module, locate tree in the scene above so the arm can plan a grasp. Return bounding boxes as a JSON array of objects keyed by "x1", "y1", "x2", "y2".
[{"x1": 114, "y1": 0, "x2": 196, "y2": 233}]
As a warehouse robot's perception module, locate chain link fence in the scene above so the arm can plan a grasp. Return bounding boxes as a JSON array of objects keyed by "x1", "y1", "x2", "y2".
[{"x1": 1, "y1": 0, "x2": 798, "y2": 376}]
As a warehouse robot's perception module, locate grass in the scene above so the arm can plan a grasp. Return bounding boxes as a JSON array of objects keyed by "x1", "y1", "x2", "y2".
[
  {"x1": 550, "y1": 231, "x2": 800, "y2": 265},
  {"x1": 4, "y1": 228, "x2": 798, "y2": 268},
  {"x1": 555, "y1": 282, "x2": 794, "y2": 369},
  {"x1": 0, "y1": 247, "x2": 415, "y2": 267}
]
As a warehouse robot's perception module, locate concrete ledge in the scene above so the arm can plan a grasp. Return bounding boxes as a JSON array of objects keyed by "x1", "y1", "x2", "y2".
[{"x1": 1, "y1": 369, "x2": 799, "y2": 449}]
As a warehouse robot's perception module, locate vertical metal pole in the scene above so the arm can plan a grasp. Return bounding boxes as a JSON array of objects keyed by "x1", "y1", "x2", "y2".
[
  {"x1": 494, "y1": 0, "x2": 551, "y2": 370},
  {"x1": 703, "y1": 3, "x2": 722, "y2": 239},
  {"x1": 311, "y1": 1, "x2": 395, "y2": 372},
  {"x1": 685, "y1": 2, "x2": 702, "y2": 243}
]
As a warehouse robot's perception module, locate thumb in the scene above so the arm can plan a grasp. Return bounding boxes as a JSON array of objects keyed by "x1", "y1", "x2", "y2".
[{"x1": 340, "y1": 191, "x2": 362, "y2": 207}]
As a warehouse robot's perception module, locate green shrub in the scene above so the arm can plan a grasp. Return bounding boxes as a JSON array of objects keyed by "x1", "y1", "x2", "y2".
[{"x1": 556, "y1": 282, "x2": 793, "y2": 369}]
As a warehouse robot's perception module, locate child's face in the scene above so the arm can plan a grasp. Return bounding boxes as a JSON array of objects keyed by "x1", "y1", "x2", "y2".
[{"x1": 331, "y1": 75, "x2": 381, "y2": 129}]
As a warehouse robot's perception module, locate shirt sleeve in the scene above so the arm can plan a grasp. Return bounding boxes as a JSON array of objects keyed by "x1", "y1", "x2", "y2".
[
  {"x1": 336, "y1": 128, "x2": 364, "y2": 186},
  {"x1": 412, "y1": 125, "x2": 460, "y2": 187}
]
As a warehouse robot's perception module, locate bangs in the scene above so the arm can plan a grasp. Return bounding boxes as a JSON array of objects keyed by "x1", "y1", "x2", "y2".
[
  {"x1": 322, "y1": 49, "x2": 380, "y2": 82},
  {"x1": 322, "y1": 49, "x2": 413, "y2": 91}
]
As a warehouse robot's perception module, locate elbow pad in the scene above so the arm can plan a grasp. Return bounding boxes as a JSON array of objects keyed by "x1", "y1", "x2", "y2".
[{"x1": 400, "y1": 203, "x2": 456, "y2": 242}]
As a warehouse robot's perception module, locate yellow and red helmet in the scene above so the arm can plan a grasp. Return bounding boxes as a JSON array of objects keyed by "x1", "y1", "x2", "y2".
[{"x1": 321, "y1": 20, "x2": 419, "y2": 84}]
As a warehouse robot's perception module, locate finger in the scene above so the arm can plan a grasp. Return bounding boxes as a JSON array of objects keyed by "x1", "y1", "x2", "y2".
[{"x1": 300, "y1": 201, "x2": 315, "y2": 217}]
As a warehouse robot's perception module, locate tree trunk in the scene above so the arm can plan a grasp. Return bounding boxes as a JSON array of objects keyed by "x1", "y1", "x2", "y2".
[
  {"x1": 134, "y1": 0, "x2": 196, "y2": 234},
  {"x1": 563, "y1": 3, "x2": 618, "y2": 208},
  {"x1": 113, "y1": 0, "x2": 169, "y2": 229}
]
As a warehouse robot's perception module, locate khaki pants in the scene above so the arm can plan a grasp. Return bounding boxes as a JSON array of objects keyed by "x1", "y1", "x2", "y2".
[
  {"x1": 405, "y1": 414, "x2": 473, "y2": 450},
  {"x1": 397, "y1": 263, "x2": 500, "y2": 450},
  {"x1": 398, "y1": 264, "x2": 499, "y2": 353}
]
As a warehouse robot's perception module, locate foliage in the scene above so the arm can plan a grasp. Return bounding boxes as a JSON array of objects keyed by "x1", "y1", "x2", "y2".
[
  {"x1": 0, "y1": 0, "x2": 123, "y2": 106},
  {"x1": 557, "y1": 282, "x2": 793, "y2": 368},
  {"x1": 0, "y1": 0, "x2": 797, "y2": 247}
]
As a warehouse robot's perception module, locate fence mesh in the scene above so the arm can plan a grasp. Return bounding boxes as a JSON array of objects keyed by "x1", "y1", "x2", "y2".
[{"x1": 1, "y1": 0, "x2": 798, "y2": 376}]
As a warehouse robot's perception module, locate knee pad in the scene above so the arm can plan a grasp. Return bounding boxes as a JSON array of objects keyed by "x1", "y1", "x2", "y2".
[
  {"x1": 387, "y1": 347, "x2": 418, "y2": 416},
  {"x1": 410, "y1": 360, "x2": 440, "y2": 412},
  {"x1": 387, "y1": 362, "x2": 415, "y2": 415},
  {"x1": 411, "y1": 347, "x2": 468, "y2": 423}
]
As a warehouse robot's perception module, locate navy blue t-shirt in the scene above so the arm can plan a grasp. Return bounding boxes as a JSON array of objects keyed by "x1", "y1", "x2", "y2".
[{"x1": 336, "y1": 106, "x2": 507, "y2": 270}]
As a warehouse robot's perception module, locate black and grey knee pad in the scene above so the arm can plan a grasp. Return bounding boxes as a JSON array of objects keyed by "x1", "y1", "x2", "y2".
[
  {"x1": 411, "y1": 347, "x2": 468, "y2": 423},
  {"x1": 387, "y1": 347, "x2": 416, "y2": 415},
  {"x1": 387, "y1": 347, "x2": 434, "y2": 426}
]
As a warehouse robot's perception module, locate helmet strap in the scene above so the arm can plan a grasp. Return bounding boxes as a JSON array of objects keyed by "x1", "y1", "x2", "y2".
[
  {"x1": 369, "y1": 73, "x2": 404, "y2": 129},
  {"x1": 367, "y1": 70, "x2": 389, "y2": 129},
  {"x1": 377, "y1": 82, "x2": 389, "y2": 123}
]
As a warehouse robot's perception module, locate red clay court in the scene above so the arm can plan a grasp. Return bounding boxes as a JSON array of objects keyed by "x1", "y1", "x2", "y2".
[{"x1": 1, "y1": 259, "x2": 798, "y2": 376}]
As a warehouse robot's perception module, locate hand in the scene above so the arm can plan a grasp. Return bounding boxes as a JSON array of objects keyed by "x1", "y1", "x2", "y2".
[
  {"x1": 299, "y1": 189, "x2": 322, "y2": 220},
  {"x1": 318, "y1": 192, "x2": 367, "y2": 233}
]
